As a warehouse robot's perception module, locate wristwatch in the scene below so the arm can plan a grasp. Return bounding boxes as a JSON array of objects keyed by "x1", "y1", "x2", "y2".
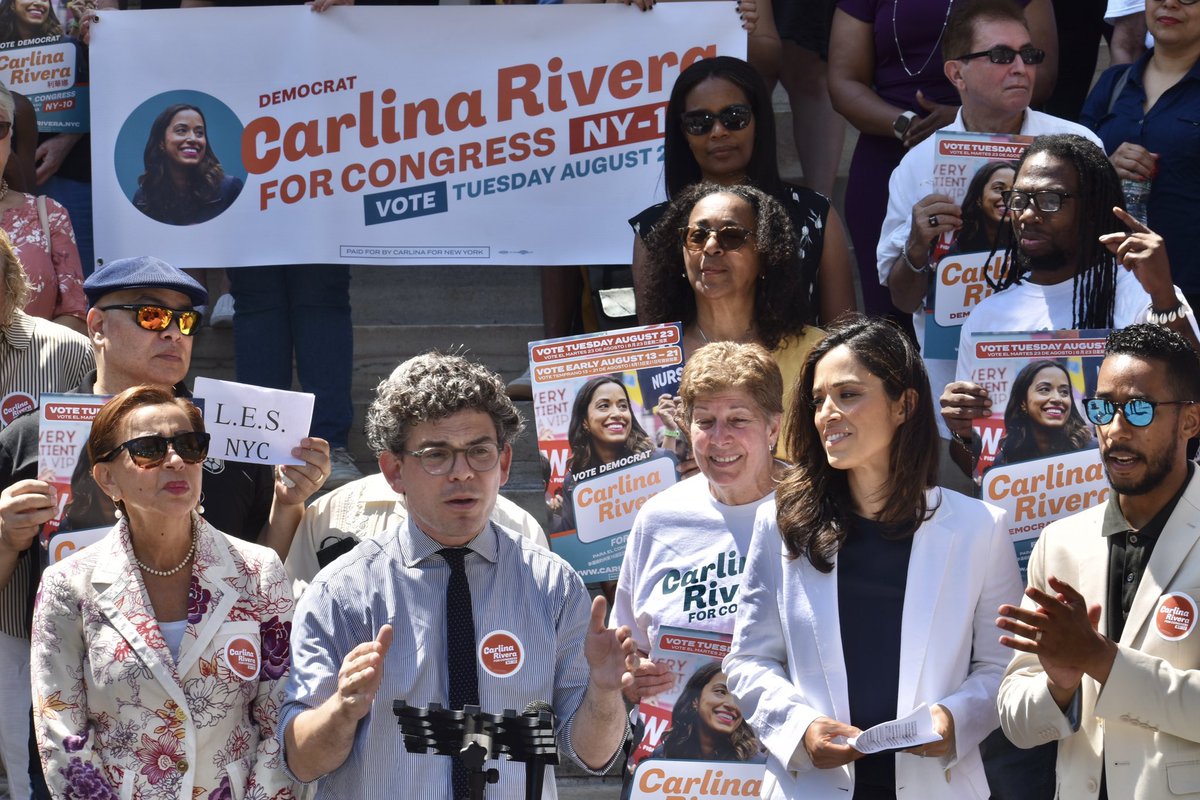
[{"x1": 893, "y1": 110, "x2": 917, "y2": 140}]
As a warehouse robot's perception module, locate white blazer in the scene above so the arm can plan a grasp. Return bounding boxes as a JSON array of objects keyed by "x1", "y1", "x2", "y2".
[{"x1": 725, "y1": 488, "x2": 1022, "y2": 799}]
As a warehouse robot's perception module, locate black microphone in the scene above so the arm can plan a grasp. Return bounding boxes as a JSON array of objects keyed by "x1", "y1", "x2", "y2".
[{"x1": 522, "y1": 701, "x2": 554, "y2": 800}]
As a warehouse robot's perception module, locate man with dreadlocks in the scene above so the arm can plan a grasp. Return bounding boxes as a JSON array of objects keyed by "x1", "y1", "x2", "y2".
[
  {"x1": 877, "y1": 0, "x2": 1100, "y2": 441},
  {"x1": 942, "y1": 133, "x2": 1199, "y2": 459}
]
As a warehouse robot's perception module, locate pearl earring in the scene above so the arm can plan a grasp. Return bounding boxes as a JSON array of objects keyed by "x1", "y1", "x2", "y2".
[
  {"x1": 196, "y1": 493, "x2": 205, "y2": 516},
  {"x1": 112, "y1": 497, "x2": 123, "y2": 520}
]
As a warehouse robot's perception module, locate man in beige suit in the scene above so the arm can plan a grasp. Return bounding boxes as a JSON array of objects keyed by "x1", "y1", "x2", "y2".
[{"x1": 997, "y1": 323, "x2": 1200, "y2": 799}]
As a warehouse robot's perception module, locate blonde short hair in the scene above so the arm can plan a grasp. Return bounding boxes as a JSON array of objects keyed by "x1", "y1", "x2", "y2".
[{"x1": 679, "y1": 342, "x2": 783, "y2": 424}]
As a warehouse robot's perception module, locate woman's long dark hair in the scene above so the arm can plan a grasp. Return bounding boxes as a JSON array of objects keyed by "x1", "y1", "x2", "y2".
[
  {"x1": 662, "y1": 56, "x2": 784, "y2": 199},
  {"x1": 137, "y1": 104, "x2": 227, "y2": 223},
  {"x1": 776, "y1": 317, "x2": 939, "y2": 573},
  {"x1": 995, "y1": 360, "x2": 1092, "y2": 465},
  {"x1": 0, "y1": 0, "x2": 62, "y2": 42},
  {"x1": 640, "y1": 182, "x2": 810, "y2": 350},
  {"x1": 987, "y1": 134, "x2": 1124, "y2": 329},
  {"x1": 566, "y1": 376, "x2": 652, "y2": 477},
  {"x1": 957, "y1": 161, "x2": 1016, "y2": 253},
  {"x1": 660, "y1": 662, "x2": 760, "y2": 761}
]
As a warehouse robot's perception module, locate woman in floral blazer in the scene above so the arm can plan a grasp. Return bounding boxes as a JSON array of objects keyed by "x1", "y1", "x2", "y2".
[{"x1": 31, "y1": 386, "x2": 297, "y2": 800}]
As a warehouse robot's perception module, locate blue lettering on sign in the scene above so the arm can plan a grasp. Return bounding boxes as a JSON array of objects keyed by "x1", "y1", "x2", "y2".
[{"x1": 363, "y1": 182, "x2": 447, "y2": 226}]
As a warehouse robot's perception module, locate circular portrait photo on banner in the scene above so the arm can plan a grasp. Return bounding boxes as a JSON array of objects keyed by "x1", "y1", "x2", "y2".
[{"x1": 115, "y1": 90, "x2": 246, "y2": 226}]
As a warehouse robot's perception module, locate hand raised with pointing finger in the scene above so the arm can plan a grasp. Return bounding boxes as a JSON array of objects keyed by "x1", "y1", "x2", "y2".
[
  {"x1": 1100, "y1": 206, "x2": 1174, "y2": 299},
  {"x1": 335, "y1": 624, "x2": 393, "y2": 722}
]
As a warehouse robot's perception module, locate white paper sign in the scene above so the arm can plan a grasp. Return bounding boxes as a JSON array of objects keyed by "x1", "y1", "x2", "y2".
[
  {"x1": 89, "y1": 5, "x2": 745, "y2": 268},
  {"x1": 48, "y1": 527, "x2": 110, "y2": 565},
  {"x1": 193, "y1": 378, "x2": 313, "y2": 466},
  {"x1": 848, "y1": 704, "x2": 941, "y2": 754}
]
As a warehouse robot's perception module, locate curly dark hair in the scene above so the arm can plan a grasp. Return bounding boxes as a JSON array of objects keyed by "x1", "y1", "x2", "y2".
[
  {"x1": 136, "y1": 104, "x2": 228, "y2": 225},
  {"x1": 662, "y1": 56, "x2": 783, "y2": 199},
  {"x1": 1105, "y1": 324, "x2": 1200, "y2": 401},
  {"x1": 566, "y1": 376, "x2": 653, "y2": 477},
  {"x1": 0, "y1": 0, "x2": 62, "y2": 42},
  {"x1": 640, "y1": 182, "x2": 810, "y2": 350},
  {"x1": 660, "y1": 662, "x2": 761, "y2": 761},
  {"x1": 365, "y1": 352, "x2": 524, "y2": 456},
  {"x1": 776, "y1": 317, "x2": 939, "y2": 572},
  {"x1": 988, "y1": 134, "x2": 1125, "y2": 329},
  {"x1": 994, "y1": 360, "x2": 1093, "y2": 466}
]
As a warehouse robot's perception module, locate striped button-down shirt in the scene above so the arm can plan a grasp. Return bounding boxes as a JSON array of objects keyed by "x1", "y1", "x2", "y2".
[
  {"x1": 0, "y1": 311, "x2": 93, "y2": 638},
  {"x1": 281, "y1": 520, "x2": 620, "y2": 798}
]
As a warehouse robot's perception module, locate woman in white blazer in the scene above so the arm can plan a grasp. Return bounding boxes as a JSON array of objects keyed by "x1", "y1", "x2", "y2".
[{"x1": 724, "y1": 317, "x2": 1022, "y2": 799}]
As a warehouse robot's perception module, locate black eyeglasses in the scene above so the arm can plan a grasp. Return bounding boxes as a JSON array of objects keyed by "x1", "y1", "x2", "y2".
[
  {"x1": 679, "y1": 224, "x2": 755, "y2": 252},
  {"x1": 956, "y1": 46, "x2": 1046, "y2": 65},
  {"x1": 402, "y1": 442, "x2": 501, "y2": 476},
  {"x1": 100, "y1": 304, "x2": 202, "y2": 336},
  {"x1": 681, "y1": 104, "x2": 753, "y2": 136},
  {"x1": 97, "y1": 432, "x2": 211, "y2": 469},
  {"x1": 1083, "y1": 397, "x2": 1196, "y2": 427},
  {"x1": 1001, "y1": 190, "x2": 1073, "y2": 214}
]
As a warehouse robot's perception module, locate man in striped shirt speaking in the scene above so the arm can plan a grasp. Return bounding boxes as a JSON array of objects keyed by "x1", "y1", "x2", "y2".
[{"x1": 280, "y1": 352, "x2": 634, "y2": 798}]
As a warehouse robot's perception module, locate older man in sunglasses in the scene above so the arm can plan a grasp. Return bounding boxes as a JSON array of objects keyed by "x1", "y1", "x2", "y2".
[
  {"x1": 877, "y1": 0, "x2": 1101, "y2": 439},
  {"x1": 0, "y1": 255, "x2": 330, "y2": 796},
  {"x1": 997, "y1": 323, "x2": 1200, "y2": 800}
]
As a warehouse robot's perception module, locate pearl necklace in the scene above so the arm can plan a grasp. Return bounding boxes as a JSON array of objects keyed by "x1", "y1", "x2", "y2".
[
  {"x1": 892, "y1": 0, "x2": 955, "y2": 78},
  {"x1": 134, "y1": 525, "x2": 196, "y2": 578}
]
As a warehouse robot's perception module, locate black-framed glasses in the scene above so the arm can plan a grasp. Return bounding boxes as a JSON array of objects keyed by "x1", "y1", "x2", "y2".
[
  {"x1": 402, "y1": 442, "x2": 501, "y2": 476},
  {"x1": 97, "y1": 432, "x2": 211, "y2": 468},
  {"x1": 681, "y1": 104, "x2": 753, "y2": 136},
  {"x1": 1083, "y1": 397, "x2": 1196, "y2": 427},
  {"x1": 680, "y1": 224, "x2": 755, "y2": 252},
  {"x1": 100, "y1": 304, "x2": 202, "y2": 336},
  {"x1": 955, "y1": 46, "x2": 1046, "y2": 65},
  {"x1": 0, "y1": 122, "x2": 12, "y2": 141},
  {"x1": 1001, "y1": 190, "x2": 1073, "y2": 214}
]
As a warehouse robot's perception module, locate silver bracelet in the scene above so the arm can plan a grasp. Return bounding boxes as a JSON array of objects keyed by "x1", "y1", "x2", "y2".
[
  {"x1": 902, "y1": 246, "x2": 931, "y2": 274},
  {"x1": 1148, "y1": 301, "x2": 1191, "y2": 326}
]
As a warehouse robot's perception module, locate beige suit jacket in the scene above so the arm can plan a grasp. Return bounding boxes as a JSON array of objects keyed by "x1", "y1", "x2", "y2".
[{"x1": 998, "y1": 470, "x2": 1200, "y2": 799}]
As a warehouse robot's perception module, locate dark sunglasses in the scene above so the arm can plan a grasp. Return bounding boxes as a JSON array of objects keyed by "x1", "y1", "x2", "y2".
[
  {"x1": 681, "y1": 104, "x2": 753, "y2": 136},
  {"x1": 1083, "y1": 398, "x2": 1196, "y2": 427},
  {"x1": 100, "y1": 304, "x2": 202, "y2": 336},
  {"x1": 0, "y1": 122, "x2": 12, "y2": 141},
  {"x1": 680, "y1": 224, "x2": 755, "y2": 252},
  {"x1": 97, "y1": 432, "x2": 211, "y2": 469},
  {"x1": 956, "y1": 46, "x2": 1046, "y2": 65},
  {"x1": 1001, "y1": 190, "x2": 1072, "y2": 214}
]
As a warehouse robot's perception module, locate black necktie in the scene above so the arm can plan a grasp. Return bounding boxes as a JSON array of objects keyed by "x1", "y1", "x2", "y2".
[{"x1": 440, "y1": 547, "x2": 478, "y2": 799}]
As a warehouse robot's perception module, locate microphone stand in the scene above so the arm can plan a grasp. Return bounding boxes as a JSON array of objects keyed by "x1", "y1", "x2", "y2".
[{"x1": 393, "y1": 701, "x2": 559, "y2": 800}]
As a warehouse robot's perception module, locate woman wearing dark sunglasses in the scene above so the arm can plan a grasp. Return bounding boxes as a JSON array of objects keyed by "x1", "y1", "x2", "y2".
[
  {"x1": 630, "y1": 56, "x2": 855, "y2": 328},
  {"x1": 640, "y1": 182, "x2": 825, "y2": 456},
  {"x1": 31, "y1": 385, "x2": 298, "y2": 800}
]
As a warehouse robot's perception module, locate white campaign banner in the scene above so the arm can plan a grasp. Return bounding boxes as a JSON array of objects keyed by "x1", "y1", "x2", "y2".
[{"x1": 89, "y1": 5, "x2": 745, "y2": 269}]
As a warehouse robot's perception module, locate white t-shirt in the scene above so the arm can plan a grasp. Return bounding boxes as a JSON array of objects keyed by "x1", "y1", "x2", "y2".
[
  {"x1": 955, "y1": 267, "x2": 1156, "y2": 381},
  {"x1": 1105, "y1": 0, "x2": 1143, "y2": 22},
  {"x1": 614, "y1": 474, "x2": 771, "y2": 654}
]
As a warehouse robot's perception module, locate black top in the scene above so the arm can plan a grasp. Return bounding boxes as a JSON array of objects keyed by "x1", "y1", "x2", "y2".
[
  {"x1": 1102, "y1": 463, "x2": 1194, "y2": 641},
  {"x1": 837, "y1": 514, "x2": 914, "y2": 799},
  {"x1": 628, "y1": 183, "x2": 831, "y2": 326}
]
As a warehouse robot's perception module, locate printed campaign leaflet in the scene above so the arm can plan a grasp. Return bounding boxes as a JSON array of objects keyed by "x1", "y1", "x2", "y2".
[
  {"x1": 633, "y1": 626, "x2": 761, "y2": 767},
  {"x1": 0, "y1": 0, "x2": 89, "y2": 131},
  {"x1": 37, "y1": 393, "x2": 109, "y2": 564},
  {"x1": 923, "y1": 132, "x2": 1034, "y2": 372},
  {"x1": 531, "y1": 323, "x2": 683, "y2": 583},
  {"x1": 962, "y1": 330, "x2": 1109, "y2": 576}
]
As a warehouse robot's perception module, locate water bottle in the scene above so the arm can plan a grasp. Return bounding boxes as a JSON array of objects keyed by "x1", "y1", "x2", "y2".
[{"x1": 1122, "y1": 177, "x2": 1151, "y2": 225}]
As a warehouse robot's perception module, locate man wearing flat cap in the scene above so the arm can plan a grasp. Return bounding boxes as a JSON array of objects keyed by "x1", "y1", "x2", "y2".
[{"x1": 0, "y1": 255, "x2": 330, "y2": 798}]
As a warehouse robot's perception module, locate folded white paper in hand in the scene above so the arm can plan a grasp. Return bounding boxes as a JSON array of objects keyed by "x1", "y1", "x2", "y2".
[{"x1": 847, "y1": 703, "x2": 942, "y2": 754}]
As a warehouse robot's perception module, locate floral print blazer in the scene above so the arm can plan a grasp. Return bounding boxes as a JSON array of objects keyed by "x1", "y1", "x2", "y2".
[{"x1": 32, "y1": 517, "x2": 298, "y2": 800}]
